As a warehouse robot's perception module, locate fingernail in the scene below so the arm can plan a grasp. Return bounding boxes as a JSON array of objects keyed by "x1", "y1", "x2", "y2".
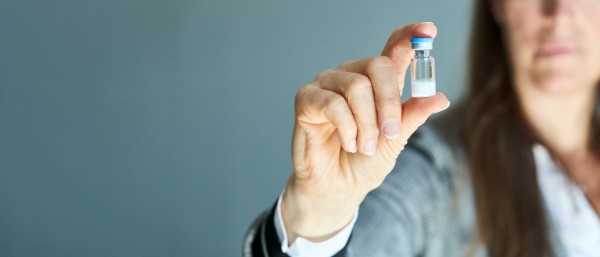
[
  {"x1": 345, "y1": 140, "x2": 357, "y2": 153},
  {"x1": 443, "y1": 101, "x2": 451, "y2": 110},
  {"x1": 383, "y1": 120, "x2": 400, "y2": 139},
  {"x1": 362, "y1": 139, "x2": 376, "y2": 156}
]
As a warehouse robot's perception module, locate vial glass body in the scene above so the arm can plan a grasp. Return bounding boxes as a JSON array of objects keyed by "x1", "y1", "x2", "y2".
[{"x1": 410, "y1": 50, "x2": 436, "y2": 97}]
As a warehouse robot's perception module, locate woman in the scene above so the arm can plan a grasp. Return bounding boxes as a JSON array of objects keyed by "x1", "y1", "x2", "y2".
[{"x1": 244, "y1": 0, "x2": 600, "y2": 256}]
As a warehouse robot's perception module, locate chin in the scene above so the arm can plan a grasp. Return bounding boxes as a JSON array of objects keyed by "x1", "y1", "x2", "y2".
[{"x1": 532, "y1": 74, "x2": 585, "y2": 95}]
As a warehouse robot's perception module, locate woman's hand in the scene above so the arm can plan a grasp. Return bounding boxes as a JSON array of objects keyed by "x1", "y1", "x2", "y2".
[{"x1": 282, "y1": 22, "x2": 450, "y2": 244}]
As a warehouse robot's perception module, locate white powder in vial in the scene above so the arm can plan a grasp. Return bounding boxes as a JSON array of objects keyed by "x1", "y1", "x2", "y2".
[{"x1": 411, "y1": 80, "x2": 436, "y2": 98}]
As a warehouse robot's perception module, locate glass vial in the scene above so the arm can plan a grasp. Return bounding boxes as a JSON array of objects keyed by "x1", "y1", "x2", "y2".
[{"x1": 410, "y1": 38, "x2": 436, "y2": 97}]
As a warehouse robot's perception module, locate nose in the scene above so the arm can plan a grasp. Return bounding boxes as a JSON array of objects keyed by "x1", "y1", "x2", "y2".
[{"x1": 542, "y1": 0, "x2": 574, "y2": 18}]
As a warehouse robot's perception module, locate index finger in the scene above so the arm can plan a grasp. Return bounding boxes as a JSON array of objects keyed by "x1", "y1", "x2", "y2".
[{"x1": 381, "y1": 22, "x2": 438, "y2": 73}]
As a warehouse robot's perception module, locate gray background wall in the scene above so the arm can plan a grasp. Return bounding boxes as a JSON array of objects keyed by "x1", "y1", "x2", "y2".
[{"x1": 0, "y1": 0, "x2": 472, "y2": 256}]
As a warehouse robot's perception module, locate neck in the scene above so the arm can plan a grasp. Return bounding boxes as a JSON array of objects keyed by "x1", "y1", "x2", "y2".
[{"x1": 516, "y1": 83, "x2": 596, "y2": 158}]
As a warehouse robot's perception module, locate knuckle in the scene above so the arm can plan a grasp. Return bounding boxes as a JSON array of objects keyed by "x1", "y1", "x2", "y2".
[
  {"x1": 340, "y1": 119, "x2": 358, "y2": 132},
  {"x1": 345, "y1": 74, "x2": 372, "y2": 94},
  {"x1": 360, "y1": 124, "x2": 380, "y2": 138},
  {"x1": 315, "y1": 69, "x2": 336, "y2": 81},
  {"x1": 337, "y1": 60, "x2": 356, "y2": 70},
  {"x1": 294, "y1": 85, "x2": 317, "y2": 114},
  {"x1": 294, "y1": 85, "x2": 311, "y2": 105},
  {"x1": 366, "y1": 56, "x2": 395, "y2": 74},
  {"x1": 323, "y1": 93, "x2": 347, "y2": 111},
  {"x1": 377, "y1": 95, "x2": 401, "y2": 110}
]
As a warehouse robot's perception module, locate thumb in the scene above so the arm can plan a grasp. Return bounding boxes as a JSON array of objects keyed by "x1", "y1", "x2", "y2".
[{"x1": 381, "y1": 22, "x2": 438, "y2": 73}]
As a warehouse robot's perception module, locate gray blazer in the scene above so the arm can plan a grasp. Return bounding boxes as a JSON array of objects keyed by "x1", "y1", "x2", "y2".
[{"x1": 243, "y1": 110, "x2": 568, "y2": 257}]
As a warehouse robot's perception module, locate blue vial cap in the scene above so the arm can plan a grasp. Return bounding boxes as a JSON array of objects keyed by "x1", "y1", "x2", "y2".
[
  {"x1": 411, "y1": 37, "x2": 433, "y2": 50},
  {"x1": 410, "y1": 38, "x2": 434, "y2": 43}
]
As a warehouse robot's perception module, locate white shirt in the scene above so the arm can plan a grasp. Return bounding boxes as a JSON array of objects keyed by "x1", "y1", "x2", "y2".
[
  {"x1": 273, "y1": 191, "x2": 358, "y2": 257},
  {"x1": 275, "y1": 145, "x2": 600, "y2": 257},
  {"x1": 534, "y1": 144, "x2": 600, "y2": 257}
]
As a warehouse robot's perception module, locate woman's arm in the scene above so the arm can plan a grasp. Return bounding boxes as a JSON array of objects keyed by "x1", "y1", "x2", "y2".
[
  {"x1": 244, "y1": 22, "x2": 451, "y2": 256},
  {"x1": 243, "y1": 125, "x2": 453, "y2": 256}
]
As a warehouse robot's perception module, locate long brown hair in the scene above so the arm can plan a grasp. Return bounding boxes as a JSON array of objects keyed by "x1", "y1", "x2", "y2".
[{"x1": 463, "y1": 0, "x2": 556, "y2": 256}]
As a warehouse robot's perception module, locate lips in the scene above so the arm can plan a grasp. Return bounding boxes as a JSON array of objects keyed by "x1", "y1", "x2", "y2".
[{"x1": 536, "y1": 42, "x2": 578, "y2": 57}]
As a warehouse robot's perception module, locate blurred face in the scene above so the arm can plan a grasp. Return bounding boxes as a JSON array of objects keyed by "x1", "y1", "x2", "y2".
[{"x1": 499, "y1": 0, "x2": 600, "y2": 94}]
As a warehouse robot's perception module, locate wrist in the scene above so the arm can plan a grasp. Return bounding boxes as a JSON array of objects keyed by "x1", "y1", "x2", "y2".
[{"x1": 281, "y1": 177, "x2": 363, "y2": 242}]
